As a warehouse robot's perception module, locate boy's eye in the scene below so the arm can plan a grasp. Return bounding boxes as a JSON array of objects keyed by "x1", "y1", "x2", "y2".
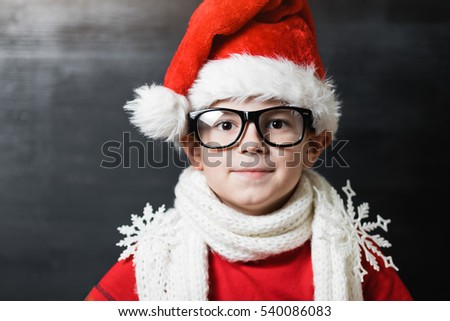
[
  {"x1": 215, "y1": 121, "x2": 235, "y2": 131},
  {"x1": 267, "y1": 119, "x2": 289, "y2": 129}
]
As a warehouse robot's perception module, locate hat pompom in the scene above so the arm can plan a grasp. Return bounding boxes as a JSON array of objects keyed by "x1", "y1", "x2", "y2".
[{"x1": 123, "y1": 84, "x2": 190, "y2": 141}]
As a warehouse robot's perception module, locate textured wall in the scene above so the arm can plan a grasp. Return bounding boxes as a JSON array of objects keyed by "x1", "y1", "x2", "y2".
[{"x1": 0, "y1": 0, "x2": 448, "y2": 300}]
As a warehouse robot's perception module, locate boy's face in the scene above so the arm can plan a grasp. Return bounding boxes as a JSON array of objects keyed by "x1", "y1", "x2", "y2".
[{"x1": 185, "y1": 99, "x2": 330, "y2": 216}]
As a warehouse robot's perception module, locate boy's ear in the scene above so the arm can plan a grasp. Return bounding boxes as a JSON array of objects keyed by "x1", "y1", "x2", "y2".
[
  {"x1": 179, "y1": 133, "x2": 203, "y2": 170},
  {"x1": 303, "y1": 130, "x2": 332, "y2": 168}
]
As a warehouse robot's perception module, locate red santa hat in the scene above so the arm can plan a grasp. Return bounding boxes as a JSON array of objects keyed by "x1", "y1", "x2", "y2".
[{"x1": 124, "y1": 0, "x2": 341, "y2": 141}]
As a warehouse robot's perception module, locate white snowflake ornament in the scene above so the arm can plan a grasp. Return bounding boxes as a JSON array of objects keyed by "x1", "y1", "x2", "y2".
[
  {"x1": 116, "y1": 203, "x2": 167, "y2": 261},
  {"x1": 340, "y1": 180, "x2": 399, "y2": 282}
]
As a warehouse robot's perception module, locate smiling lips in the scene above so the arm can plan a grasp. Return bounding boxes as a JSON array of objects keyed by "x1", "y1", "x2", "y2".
[{"x1": 231, "y1": 169, "x2": 274, "y2": 179}]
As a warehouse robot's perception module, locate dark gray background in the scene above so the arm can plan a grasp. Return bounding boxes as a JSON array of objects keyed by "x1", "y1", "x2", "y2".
[{"x1": 1, "y1": 0, "x2": 449, "y2": 300}]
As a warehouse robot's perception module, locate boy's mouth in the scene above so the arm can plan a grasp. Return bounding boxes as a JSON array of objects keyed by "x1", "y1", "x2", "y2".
[{"x1": 230, "y1": 169, "x2": 274, "y2": 179}]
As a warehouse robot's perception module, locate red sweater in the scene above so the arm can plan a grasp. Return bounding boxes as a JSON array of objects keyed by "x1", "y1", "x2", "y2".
[{"x1": 85, "y1": 241, "x2": 412, "y2": 301}]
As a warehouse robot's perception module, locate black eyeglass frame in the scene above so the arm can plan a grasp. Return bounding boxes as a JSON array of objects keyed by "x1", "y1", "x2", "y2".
[{"x1": 188, "y1": 106, "x2": 314, "y2": 149}]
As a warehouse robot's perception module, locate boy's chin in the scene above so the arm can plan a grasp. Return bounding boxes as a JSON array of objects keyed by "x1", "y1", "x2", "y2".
[{"x1": 222, "y1": 194, "x2": 288, "y2": 216}]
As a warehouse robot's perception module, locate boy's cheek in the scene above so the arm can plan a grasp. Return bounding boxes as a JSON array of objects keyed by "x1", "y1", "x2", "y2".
[{"x1": 200, "y1": 148, "x2": 232, "y2": 169}]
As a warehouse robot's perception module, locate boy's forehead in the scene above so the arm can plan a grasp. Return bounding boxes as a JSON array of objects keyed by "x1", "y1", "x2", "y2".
[{"x1": 208, "y1": 97, "x2": 287, "y2": 110}]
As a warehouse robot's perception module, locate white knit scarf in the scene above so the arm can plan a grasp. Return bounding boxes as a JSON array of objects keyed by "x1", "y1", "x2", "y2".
[{"x1": 117, "y1": 167, "x2": 398, "y2": 301}]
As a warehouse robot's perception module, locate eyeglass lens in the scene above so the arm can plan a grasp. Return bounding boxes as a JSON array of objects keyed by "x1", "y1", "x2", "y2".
[{"x1": 196, "y1": 108, "x2": 305, "y2": 147}]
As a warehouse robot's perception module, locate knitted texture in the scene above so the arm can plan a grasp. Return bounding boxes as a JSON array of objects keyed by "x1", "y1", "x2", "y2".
[{"x1": 117, "y1": 167, "x2": 397, "y2": 300}]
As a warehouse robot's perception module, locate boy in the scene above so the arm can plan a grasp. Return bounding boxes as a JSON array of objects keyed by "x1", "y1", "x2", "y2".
[{"x1": 86, "y1": 0, "x2": 412, "y2": 300}]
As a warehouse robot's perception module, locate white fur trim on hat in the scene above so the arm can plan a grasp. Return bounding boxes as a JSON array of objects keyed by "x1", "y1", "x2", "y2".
[
  {"x1": 123, "y1": 84, "x2": 190, "y2": 141},
  {"x1": 188, "y1": 54, "x2": 341, "y2": 134}
]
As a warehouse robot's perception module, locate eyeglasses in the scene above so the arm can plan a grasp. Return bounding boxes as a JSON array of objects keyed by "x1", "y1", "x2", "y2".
[{"x1": 188, "y1": 106, "x2": 313, "y2": 149}]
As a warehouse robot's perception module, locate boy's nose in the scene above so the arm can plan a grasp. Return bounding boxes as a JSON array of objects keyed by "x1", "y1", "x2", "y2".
[{"x1": 238, "y1": 122, "x2": 267, "y2": 153}]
